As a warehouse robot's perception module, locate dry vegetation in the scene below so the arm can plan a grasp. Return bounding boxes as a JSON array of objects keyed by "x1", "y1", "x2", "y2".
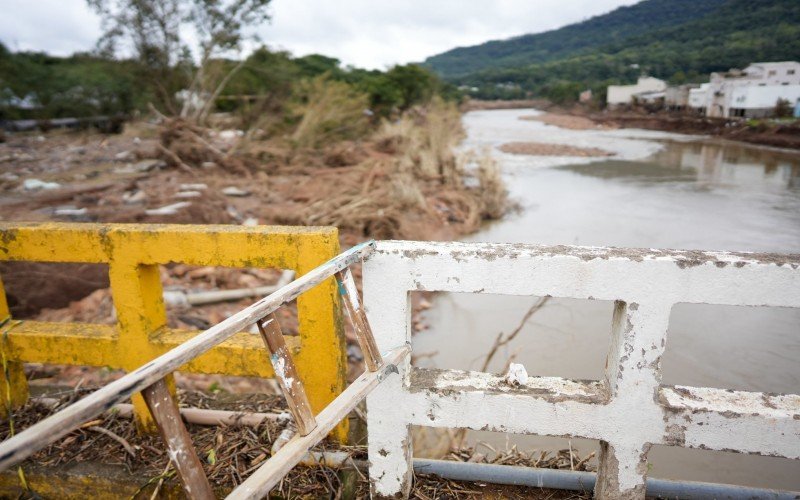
[{"x1": 0, "y1": 393, "x2": 591, "y2": 499}]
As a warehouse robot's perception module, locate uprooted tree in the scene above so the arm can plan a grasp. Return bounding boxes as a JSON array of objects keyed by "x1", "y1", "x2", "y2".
[{"x1": 88, "y1": 0, "x2": 272, "y2": 122}]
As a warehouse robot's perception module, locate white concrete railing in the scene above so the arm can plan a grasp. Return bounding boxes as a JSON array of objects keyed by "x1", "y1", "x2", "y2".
[{"x1": 362, "y1": 240, "x2": 800, "y2": 499}]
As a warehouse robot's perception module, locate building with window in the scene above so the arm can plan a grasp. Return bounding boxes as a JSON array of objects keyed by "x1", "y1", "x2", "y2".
[
  {"x1": 606, "y1": 77, "x2": 667, "y2": 107},
  {"x1": 707, "y1": 61, "x2": 800, "y2": 117}
]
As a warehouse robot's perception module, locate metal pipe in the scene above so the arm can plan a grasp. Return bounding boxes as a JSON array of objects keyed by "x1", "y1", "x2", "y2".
[
  {"x1": 413, "y1": 459, "x2": 799, "y2": 499},
  {"x1": 33, "y1": 397, "x2": 290, "y2": 425},
  {"x1": 163, "y1": 270, "x2": 295, "y2": 308}
]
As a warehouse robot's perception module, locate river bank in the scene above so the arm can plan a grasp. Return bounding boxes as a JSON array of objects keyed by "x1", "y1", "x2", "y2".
[{"x1": 465, "y1": 99, "x2": 800, "y2": 150}]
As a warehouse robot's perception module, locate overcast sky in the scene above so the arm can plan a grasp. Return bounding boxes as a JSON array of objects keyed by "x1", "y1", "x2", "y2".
[{"x1": 1, "y1": 0, "x2": 639, "y2": 69}]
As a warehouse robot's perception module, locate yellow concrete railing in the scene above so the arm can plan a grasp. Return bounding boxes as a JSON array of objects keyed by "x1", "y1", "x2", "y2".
[{"x1": 0, "y1": 222, "x2": 347, "y2": 439}]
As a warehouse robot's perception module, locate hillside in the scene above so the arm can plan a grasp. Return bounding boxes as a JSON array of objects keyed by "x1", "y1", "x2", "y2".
[{"x1": 424, "y1": 0, "x2": 800, "y2": 101}]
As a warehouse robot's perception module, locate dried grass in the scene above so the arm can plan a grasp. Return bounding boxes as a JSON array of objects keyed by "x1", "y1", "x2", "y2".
[
  {"x1": 2, "y1": 392, "x2": 590, "y2": 499},
  {"x1": 290, "y1": 76, "x2": 370, "y2": 150},
  {"x1": 307, "y1": 98, "x2": 508, "y2": 239},
  {"x1": 376, "y1": 97, "x2": 464, "y2": 184},
  {"x1": 475, "y1": 152, "x2": 507, "y2": 220}
]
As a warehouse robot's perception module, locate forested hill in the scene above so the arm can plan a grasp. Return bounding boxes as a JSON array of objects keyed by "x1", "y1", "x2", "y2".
[{"x1": 424, "y1": 0, "x2": 800, "y2": 101}]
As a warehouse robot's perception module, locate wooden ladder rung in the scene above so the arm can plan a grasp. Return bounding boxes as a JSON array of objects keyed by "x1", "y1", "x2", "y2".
[
  {"x1": 257, "y1": 313, "x2": 317, "y2": 436},
  {"x1": 335, "y1": 268, "x2": 384, "y2": 372},
  {"x1": 142, "y1": 378, "x2": 216, "y2": 500}
]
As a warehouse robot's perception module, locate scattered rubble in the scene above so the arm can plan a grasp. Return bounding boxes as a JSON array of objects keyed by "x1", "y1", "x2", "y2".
[
  {"x1": 145, "y1": 201, "x2": 191, "y2": 215},
  {"x1": 22, "y1": 178, "x2": 61, "y2": 191},
  {"x1": 122, "y1": 189, "x2": 147, "y2": 204},
  {"x1": 505, "y1": 363, "x2": 529, "y2": 386},
  {"x1": 174, "y1": 190, "x2": 202, "y2": 198},
  {"x1": 179, "y1": 183, "x2": 208, "y2": 191},
  {"x1": 221, "y1": 186, "x2": 250, "y2": 197},
  {"x1": 53, "y1": 207, "x2": 88, "y2": 216}
]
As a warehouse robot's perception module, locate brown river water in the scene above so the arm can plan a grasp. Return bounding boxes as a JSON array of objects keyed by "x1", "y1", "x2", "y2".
[{"x1": 412, "y1": 109, "x2": 800, "y2": 490}]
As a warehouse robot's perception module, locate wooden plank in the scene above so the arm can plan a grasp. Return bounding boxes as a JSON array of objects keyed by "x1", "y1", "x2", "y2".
[
  {"x1": 256, "y1": 314, "x2": 316, "y2": 435},
  {"x1": 0, "y1": 240, "x2": 375, "y2": 472},
  {"x1": 335, "y1": 269, "x2": 384, "y2": 372},
  {"x1": 141, "y1": 378, "x2": 215, "y2": 500},
  {"x1": 226, "y1": 344, "x2": 410, "y2": 500}
]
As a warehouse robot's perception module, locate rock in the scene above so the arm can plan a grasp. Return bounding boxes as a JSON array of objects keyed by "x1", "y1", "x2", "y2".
[
  {"x1": 163, "y1": 289, "x2": 190, "y2": 309},
  {"x1": 201, "y1": 161, "x2": 217, "y2": 169},
  {"x1": 179, "y1": 183, "x2": 208, "y2": 191},
  {"x1": 112, "y1": 164, "x2": 137, "y2": 174},
  {"x1": 347, "y1": 344, "x2": 364, "y2": 362},
  {"x1": 175, "y1": 191, "x2": 202, "y2": 198},
  {"x1": 222, "y1": 186, "x2": 250, "y2": 197},
  {"x1": 217, "y1": 130, "x2": 244, "y2": 141},
  {"x1": 54, "y1": 207, "x2": 87, "y2": 216},
  {"x1": 123, "y1": 190, "x2": 147, "y2": 204},
  {"x1": 133, "y1": 159, "x2": 163, "y2": 171},
  {"x1": 0, "y1": 172, "x2": 19, "y2": 181},
  {"x1": 114, "y1": 150, "x2": 133, "y2": 161},
  {"x1": 226, "y1": 205, "x2": 242, "y2": 221},
  {"x1": 145, "y1": 201, "x2": 191, "y2": 215},
  {"x1": 505, "y1": 363, "x2": 528, "y2": 386},
  {"x1": 23, "y1": 178, "x2": 60, "y2": 191},
  {"x1": 242, "y1": 217, "x2": 259, "y2": 226}
]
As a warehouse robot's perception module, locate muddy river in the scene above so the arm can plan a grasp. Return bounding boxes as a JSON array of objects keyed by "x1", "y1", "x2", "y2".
[{"x1": 412, "y1": 109, "x2": 800, "y2": 490}]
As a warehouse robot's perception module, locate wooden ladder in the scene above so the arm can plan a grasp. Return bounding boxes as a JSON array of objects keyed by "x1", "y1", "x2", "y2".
[{"x1": 0, "y1": 240, "x2": 410, "y2": 499}]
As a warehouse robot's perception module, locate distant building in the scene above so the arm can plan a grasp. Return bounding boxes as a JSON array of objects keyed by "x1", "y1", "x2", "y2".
[
  {"x1": 707, "y1": 61, "x2": 800, "y2": 117},
  {"x1": 665, "y1": 84, "x2": 700, "y2": 111},
  {"x1": 688, "y1": 84, "x2": 710, "y2": 113},
  {"x1": 633, "y1": 90, "x2": 665, "y2": 106},
  {"x1": 606, "y1": 77, "x2": 667, "y2": 107},
  {"x1": 728, "y1": 84, "x2": 800, "y2": 118}
]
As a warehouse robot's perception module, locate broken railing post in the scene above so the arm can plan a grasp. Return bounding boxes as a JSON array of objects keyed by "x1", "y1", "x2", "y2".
[
  {"x1": 141, "y1": 378, "x2": 215, "y2": 500},
  {"x1": 257, "y1": 313, "x2": 317, "y2": 436},
  {"x1": 227, "y1": 344, "x2": 410, "y2": 500},
  {"x1": 335, "y1": 269, "x2": 383, "y2": 372}
]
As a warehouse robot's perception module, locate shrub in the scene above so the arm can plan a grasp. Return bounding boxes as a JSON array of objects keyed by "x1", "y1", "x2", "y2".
[{"x1": 290, "y1": 76, "x2": 370, "y2": 149}]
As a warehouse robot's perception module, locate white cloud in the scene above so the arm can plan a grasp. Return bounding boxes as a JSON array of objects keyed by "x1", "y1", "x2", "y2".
[
  {"x1": 0, "y1": 0, "x2": 101, "y2": 55},
  {"x1": 1, "y1": 0, "x2": 639, "y2": 68}
]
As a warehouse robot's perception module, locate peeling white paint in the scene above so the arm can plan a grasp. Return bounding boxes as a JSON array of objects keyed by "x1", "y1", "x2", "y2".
[
  {"x1": 363, "y1": 240, "x2": 800, "y2": 499},
  {"x1": 504, "y1": 363, "x2": 528, "y2": 386},
  {"x1": 273, "y1": 355, "x2": 294, "y2": 388}
]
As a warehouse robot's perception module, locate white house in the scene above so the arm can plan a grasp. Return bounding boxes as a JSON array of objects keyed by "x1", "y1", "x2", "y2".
[
  {"x1": 688, "y1": 83, "x2": 710, "y2": 113},
  {"x1": 665, "y1": 84, "x2": 700, "y2": 110},
  {"x1": 707, "y1": 61, "x2": 800, "y2": 117},
  {"x1": 606, "y1": 77, "x2": 667, "y2": 107},
  {"x1": 728, "y1": 84, "x2": 800, "y2": 118}
]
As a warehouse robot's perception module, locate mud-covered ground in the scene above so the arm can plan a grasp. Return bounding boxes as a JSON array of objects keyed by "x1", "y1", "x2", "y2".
[
  {"x1": 0, "y1": 114, "x2": 494, "y2": 369},
  {"x1": 0, "y1": 112, "x2": 519, "y2": 497},
  {"x1": 0, "y1": 390, "x2": 593, "y2": 499},
  {"x1": 584, "y1": 109, "x2": 800, "y2": 150}
]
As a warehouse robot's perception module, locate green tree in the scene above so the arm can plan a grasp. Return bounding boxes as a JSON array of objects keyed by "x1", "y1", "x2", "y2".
[{"x1": 87, "y1": 0, "x2": 272, "y2": 120}]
